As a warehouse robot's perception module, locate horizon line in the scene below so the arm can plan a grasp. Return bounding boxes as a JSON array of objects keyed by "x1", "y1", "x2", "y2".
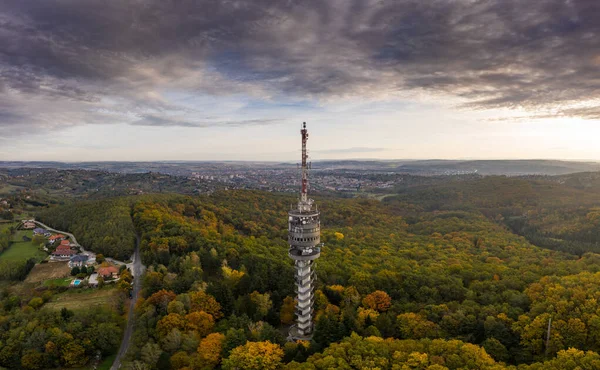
[{"x1": 1, "y1": 158, "x2": 600, "y2": 164}]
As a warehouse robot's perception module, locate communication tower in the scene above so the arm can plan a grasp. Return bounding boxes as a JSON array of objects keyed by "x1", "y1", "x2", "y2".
[{"x1": 288, "y1": 122, "x2": 321, "y2": 340}]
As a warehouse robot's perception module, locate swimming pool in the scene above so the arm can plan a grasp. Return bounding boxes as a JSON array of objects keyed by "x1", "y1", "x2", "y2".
[{"x1": 73, "y1": 279, "x2": 82, "y2": 286}]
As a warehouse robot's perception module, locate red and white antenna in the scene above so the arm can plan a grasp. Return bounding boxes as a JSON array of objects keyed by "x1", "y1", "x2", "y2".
[{"x1": 300, "y1": 122, "x2": 309, "y2": 202}]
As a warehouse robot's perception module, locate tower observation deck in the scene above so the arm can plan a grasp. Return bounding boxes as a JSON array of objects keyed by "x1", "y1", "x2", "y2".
[{"x1": 288, "y1": 122, "x2": 321, "y2": 341}]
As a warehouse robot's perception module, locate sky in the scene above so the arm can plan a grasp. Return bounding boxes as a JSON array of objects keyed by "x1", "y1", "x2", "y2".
[{"x1": 1, "y1": 0, "x2": 600, "y2": 162}]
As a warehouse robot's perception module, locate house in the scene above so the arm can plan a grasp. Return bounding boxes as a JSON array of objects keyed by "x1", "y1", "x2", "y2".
[
  {"x1": 22, "y1": 221, "x2": 36, "y2": 229},
  {"x1": 33, "y1": 228, "x2": 51, "y2": 237},
  {"x1": 52, "y1": 244, "x2": 76, "y2": 258},
  {"x1": 59, "y1": 239, "x2": 71, "y2": 247},
  {"x1": 69, "y1": 254, "x2": 89, "y2": 268},
  {"x1": 97, "y1": 265, "x2": 119, "y2": 279},
  {"x1": 48, "y1": 234, "x2": 66, "y2": 244}
]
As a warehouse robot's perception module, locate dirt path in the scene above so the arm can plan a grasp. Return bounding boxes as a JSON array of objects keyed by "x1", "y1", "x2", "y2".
[{"x1": 111, "y1": 233, "x2": 142, "y2": 370}]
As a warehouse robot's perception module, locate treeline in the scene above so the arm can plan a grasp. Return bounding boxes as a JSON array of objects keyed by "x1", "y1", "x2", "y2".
[
  {"x1": 0, "y1": 229, "x2": 10, "y2": 253},
  {"x1": 0, "y1": 299, "x2": 124, "y2": 369},
  {"x1": 0, "y1": 258, "x2": 37, "y2": 281},
  {"x1": 18, "y1": 184, "x2": 600, "y2": 369},
  {"x1": 106, "y1": 190, "x2": 600, "y2": 369},
  {"x1": 385, "y1": 175, "x2": 600, "y2": 257},
  {"x1": 37, "y1": 198, "x2": 136, "y2": 260}
]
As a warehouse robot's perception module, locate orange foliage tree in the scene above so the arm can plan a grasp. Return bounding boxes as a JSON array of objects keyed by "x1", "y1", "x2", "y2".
[
  {"x1": 362, "y1": 290, "x2": 392, "y2": 312},
  {"x1": 197, "y1": 332, "x2": 226, "y2": 369},
  {"x1": 185, "y1": 311, "x2": 215, "y2": 337},
  {"x1": 147, "y1": 289, "x2": 177, "y2": 313}
]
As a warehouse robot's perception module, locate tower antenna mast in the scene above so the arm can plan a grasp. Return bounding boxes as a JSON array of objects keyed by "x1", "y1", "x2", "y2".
[
  {"x1": 288, "y1": 122, "x2": 321, "y2": 341},
  {"x1": 301, "y1": 122, "x2": 309, "y2": 203}
]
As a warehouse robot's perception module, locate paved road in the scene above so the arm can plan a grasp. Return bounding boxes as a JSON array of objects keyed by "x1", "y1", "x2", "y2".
[
  {"x1": 111, "y1": 233, "x2": 142, "y2": 370},
  {"x1": 33, "y1": 220, "x2": 81, "y2": 247},
  {"x1": 31, "y1": 220, "x2": 144, "y2": 369},
  {"x1": 33, "y1": 220, "x2": 138, "y2": 273}
]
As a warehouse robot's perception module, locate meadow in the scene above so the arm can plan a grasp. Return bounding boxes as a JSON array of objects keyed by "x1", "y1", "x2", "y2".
[
  {"x1": 0, "y1": 230, "x2": 46, "y2": 263},
  {"x1": 44, "y1": 286, "x2": 120, "y2": 311},
  {"x1": 25, "y1": 261, "x2": 71, "y2": 283}
]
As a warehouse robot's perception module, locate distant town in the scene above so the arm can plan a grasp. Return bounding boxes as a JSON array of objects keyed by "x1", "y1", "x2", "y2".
[{"x1": 2, "y1": 159, "x2": 599, "y2": 199}]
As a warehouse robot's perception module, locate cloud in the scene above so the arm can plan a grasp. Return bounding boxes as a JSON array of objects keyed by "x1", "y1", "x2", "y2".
[
  {"x1": 317, "y1": 147, "x2": 388, "y2": 154},
  {"x1": 131, "y1": 115, "x2": 281, "y2": 128},
  {"x1": 1, "y1": 0, "x2": 600, "y2": 134}
]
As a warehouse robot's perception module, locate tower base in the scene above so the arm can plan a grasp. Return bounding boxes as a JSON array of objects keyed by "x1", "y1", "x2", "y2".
[{"x1": 288, "y1": 324, "x2": 313, "y2": 342}]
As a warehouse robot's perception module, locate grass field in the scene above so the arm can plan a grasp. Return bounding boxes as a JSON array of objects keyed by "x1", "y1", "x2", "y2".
[
  {"x1": 0, "y1": 240, "x2": 46, "y2": 262},
  {"x1": 0, "y1": 184, "x2": 24, "y2": 193},
  {"x1": 45, "y1": 286, "x2": 119, "y2": 311},
  {"x1": 0, "y1": 221, "x2": 16, "y2": 232},
  {"x1": 25, "y1": 261, "x2": 71, "y2": 283},
  {"x1": 43, "y1": 277, "x2": 73, "y2": 287},
  {"x1": 0, "y1": 227, "x2": 46, "y2": 262}
]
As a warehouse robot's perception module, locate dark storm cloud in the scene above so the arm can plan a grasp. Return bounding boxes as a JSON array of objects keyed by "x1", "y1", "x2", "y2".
[{"x1": 1, "y1": 0, "x2": 599, "y2": 132}]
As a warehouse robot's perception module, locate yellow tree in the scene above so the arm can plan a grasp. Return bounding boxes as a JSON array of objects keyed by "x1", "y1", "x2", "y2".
[
  {"x1": 21, "y1": 350, "x2": 44, "y2": 370},
  {"x1": 222, "y1": 341, "x2": 284, "y2": 370},
  {"x1": 61, "y1": 342, "x2": 88, "y2": 367},
  {"x1": 280, "y1": 297, "x2": 296, "y2": 325},
  {"x1": 250, "y1": 291, "x2": 273, "y2": 319},
  {"x1": 222, "y1": 264, "x2": 245, "y2": 286},
  {"x1": 190, "y1": 291, "x2": 223, "y2": 319},
  {"x1": 197, "y1": 332, "x2": 226, "y2": 369},
  {"x1": 170, "y1": 351, "x2": 191, "y2": 369},
  {"x1": 397, "y1": 312, "x2": 441, "y2": 339},
  {"x1": 156, "y1": 313, "x2": 185, "y2": 338},
  {"x1": 185, "y1": 311, "x2": 215, "y2": 337}
]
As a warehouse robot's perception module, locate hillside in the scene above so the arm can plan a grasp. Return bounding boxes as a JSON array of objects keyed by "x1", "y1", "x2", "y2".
[{"x1": 3, "y1": 173, "x2": 600, "y2": 368}]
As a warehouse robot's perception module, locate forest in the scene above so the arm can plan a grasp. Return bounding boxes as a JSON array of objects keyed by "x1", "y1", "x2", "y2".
[{"x1": 4, "y1": 174, "x2": 600, "y2": 369}]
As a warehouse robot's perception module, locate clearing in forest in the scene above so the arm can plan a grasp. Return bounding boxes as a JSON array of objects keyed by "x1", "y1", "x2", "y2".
[
  {"x1": 25, "y1": 261, "x2": 70, "y2": 283},
  {"x1": 44, "y1": 286, "x2": 120, "y2": 311},
  {"x1": 0, "y1": 240, "x2": 46, "y2": 262}
]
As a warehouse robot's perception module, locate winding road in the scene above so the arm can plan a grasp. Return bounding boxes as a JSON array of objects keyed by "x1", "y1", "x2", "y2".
[
  {"x1": 111, "y1": 233, "x2": 142, "y2": 370},
  {"x1": 30, "y1": 220, "x2": 144, "y2": 369}
]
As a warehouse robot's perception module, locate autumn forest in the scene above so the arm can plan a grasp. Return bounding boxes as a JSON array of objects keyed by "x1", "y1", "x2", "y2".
[{"x1": 4, "y1": 173, "x2": 600, "y2": 369}]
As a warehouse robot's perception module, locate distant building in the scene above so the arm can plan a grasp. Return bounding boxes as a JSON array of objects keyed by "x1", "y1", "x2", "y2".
[
  {"x1": 97, "y1": 266, "x2": 119, "y2": 279},
  {"x1": 22, "y1": 221, "x2": 36, "y2": 229},
  {"x1": 52, "y1": 244, "x2": 76, "y2": 258},
  {"x1": 69, "y1": 254, "x2": 89, "y2": 268},
  {"x1": 48, "y1": 234, "x2": 66, "y2": 244},
  {"x1": 33, "y1": 228, "x2": 51, "y2": 237}
]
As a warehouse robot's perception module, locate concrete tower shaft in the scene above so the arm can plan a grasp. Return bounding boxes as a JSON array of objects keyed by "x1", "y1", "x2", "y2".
[{"x1": 288, "y1": 122, "x2": 321, "y2": 341}]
